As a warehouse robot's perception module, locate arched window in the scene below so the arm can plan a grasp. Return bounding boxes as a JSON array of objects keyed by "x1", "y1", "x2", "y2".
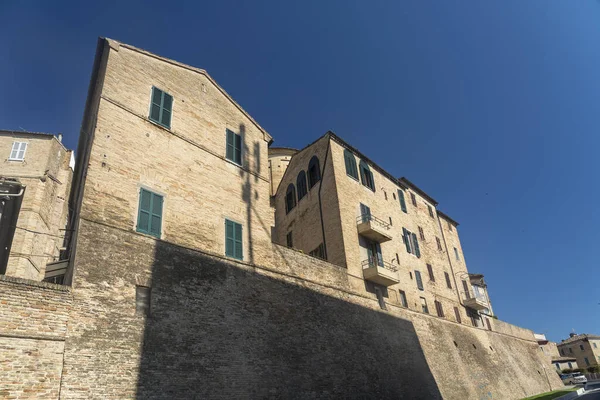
[
  {"x1": 285, "y1": 184, "x2": 296, "y2": 213},
  {"x1": 308, "y1": 156, "x2": 321, "y2": 188},
  {"x1": 344, "y1": 149, "x2": 358, "y2": 180},
  {"x1": 359, "y1": 160, "x2": 375, "y2": 191},
  {"x1": 297, "y1": 171, "x2": 308, "y2": 201}
]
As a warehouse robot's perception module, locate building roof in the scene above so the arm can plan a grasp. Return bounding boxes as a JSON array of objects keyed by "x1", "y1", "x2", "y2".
[
  {"x1": 398, "y1": 177, "x2": 438, "y2": 206},
  {"x1": 0, "y1": 129, "x2": 69, "y2": 151},
  {"x1": 552, "y1": 356, "x2": 577, "y2": 362},
  {"x1": 268, "y1": 147, "x2": 298, "y2": 157},
  {"x1": 104, "y1": 38, "x2": 273, "y2": 144},
  {"x1": 559, "y1": 334, "x2": 600, "y2": 345},
  {"x1": 436, "y1": 210, "x2": 459, "y2": 226}
]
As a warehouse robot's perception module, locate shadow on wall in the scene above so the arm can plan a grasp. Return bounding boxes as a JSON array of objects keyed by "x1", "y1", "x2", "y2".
[{"x1": 135, "y1": 242, "x2": 442, "y2": 399}]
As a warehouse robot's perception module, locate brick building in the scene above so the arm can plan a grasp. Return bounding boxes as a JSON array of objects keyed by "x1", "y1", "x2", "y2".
[
  {"x1": 0, "y1": 130, "x2": 73, "y2": 281},
  {"x1": 272, "y1": 132, "x2": 495, "y2": 329},
  {"x1": 558, "y1": 333, "x2": 600, "y2": 369},
  {"x1": 0, "y1": 38, "x2": 564, "y2": 399}
]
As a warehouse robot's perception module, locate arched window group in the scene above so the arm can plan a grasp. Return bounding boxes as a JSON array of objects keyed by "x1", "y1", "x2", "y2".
[{"x1": 283, "y1": 156, "x2": 322, "y2": 214}]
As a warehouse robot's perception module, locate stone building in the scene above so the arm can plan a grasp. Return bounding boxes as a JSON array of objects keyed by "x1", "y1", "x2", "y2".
[
  {"x1": 0, "y1": 130, "x2": 73, "y2": 281},
  {"x1": 272, "y1": 132, "x2": 495, "y2": 330},
  {"x1": 0, "y1": 37, "x2": 564, "y2": 399},
  {"x1": 558, "y1": 333, "x2": 600, "y2": 369}
]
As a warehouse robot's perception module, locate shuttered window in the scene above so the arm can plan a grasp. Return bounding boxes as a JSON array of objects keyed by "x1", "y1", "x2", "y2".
[
  {"x1": 149, "y1": 86, "x2": 173, "y2": 128},
  {"x1": 418, "y1": 226, "x2": 425, "y2": 241},
  {"x1": 445, "y1": 272, "x2": 452, "y2": 289},
  {"x1": 297, "y1": 171, "x2": 308, "y2": 200},
  {"x1": 462, "y1": 280, "x2": 471, "y2": 299},
  {"x1": 344, "y1": 149, "x2": 358, "y2": 180},
  {"x1": 399, "y1": 290, "x2": 408, "y2": 307},
  {"x1": 454, "y1": 247, "x2": 460, "y2": 261},
  {"x1": 454, "y1": 307, "x2": 462, "y2": 323},
  {"x1": 435, "y1": 300, "x2": 444, "y2": 317},
  {"x1": 137, "y1": 188, "x2": 163, "y2": 238},
  {"x1": 427, "y1": 204, "x2": 434, "y2": 218},
  {"x1": 359, "y1": 160, "x2": 375, "y2": 191},
  {"x1": 285, "y1": 184, "x2": 296, "y2": 213},
  {"x1": 226, "y1": 129, "x2": 242, "y2": 165},
  {"x1": 225, "y1": 219, "x2": 243, "y2": 260},
  {"x1": 415, "y1": 270, "x2": 424, "y2": 291},
  {"x1": 410, "y1": 192, "x2": 417, "y2": 206},
  {"x1": 427, "y1": 264, "x2": 435, "y2": 282},
  {"x1": 398, "y1": 190, "x2": 407, "y2": 213},
  {"x1": 420, "y1": 297, "x2": 429, "y2": 313},
  {"x1": 9, "y1": 142, "x2": 27, "y2": 161},
  {"x1": 402, "y1": 228, "x2": 421, "y2": 258},
  {"x1": 436, "y1": 237, "x2": 443, "y2": 251}
]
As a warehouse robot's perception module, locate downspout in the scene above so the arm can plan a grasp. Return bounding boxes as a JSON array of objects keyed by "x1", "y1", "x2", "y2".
[
  {"x1": 437, "y1": 215, "x2": 463, "y2": 306},
  {"x1": 317, "y1": 137, "x2": 332, "y2": 260}
]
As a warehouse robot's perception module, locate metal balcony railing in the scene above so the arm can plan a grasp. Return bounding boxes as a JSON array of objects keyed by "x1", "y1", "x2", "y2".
[
  {"x1": 361, "y1": 257, "x2": 398, "y2": 272},
  {"x1": 356, "y1": 214, "x2": 391, "y2": 230}
]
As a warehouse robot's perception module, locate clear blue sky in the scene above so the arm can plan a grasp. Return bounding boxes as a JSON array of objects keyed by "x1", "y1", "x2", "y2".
[{"x1": 1, "y1": 1, "x2": 599, "y2": 342}]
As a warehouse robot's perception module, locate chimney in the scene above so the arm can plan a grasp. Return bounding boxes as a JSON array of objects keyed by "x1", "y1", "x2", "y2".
[
  {"x1": 570, "y1": 332, "x2": 577, "y2": 338},
  {"x1": 57, "y1": 133, "x2": 63, "y2": 143}
]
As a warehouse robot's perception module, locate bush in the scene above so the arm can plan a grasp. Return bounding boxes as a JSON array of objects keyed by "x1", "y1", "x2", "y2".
[
  {"x1": 562, "y1": 368, "x2": 573, "y2": 374},
  {"x1": 587, "y1": 366, "x2": 600, "y2": 373},
  {"x1": 573, "y1": 368, "x2": 586, "y2": 374}
]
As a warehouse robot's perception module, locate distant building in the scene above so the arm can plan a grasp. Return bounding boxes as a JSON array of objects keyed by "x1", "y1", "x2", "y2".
[
  {"x1": 535, "y1": 333, "x2": 579, "y2": 372},
  {"x1": 558, "y1": 333, "x2": 600, "y2": 369},
  {"x1": 0, "y1": 130, "x2": 73, "y2": 281}
]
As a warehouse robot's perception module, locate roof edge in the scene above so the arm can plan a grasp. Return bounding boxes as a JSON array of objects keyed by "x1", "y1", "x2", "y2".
[
  {"x1": 437, "y1": 210, "x2": 459, "y2": 226},
  {"x1": 0, "y1": 130, "x2": 70, "y2": 152},
  {"x1": 399, "y1": 177, "x2": 438, "y2": 206}
]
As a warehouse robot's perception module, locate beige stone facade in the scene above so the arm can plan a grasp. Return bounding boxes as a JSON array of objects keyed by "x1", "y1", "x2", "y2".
[
  {"x1": 0, "y1": 131, "x2": 73, "y2": 281},
  {"x1": 273, "y1": 133, "x2": 496, "y2": 329},
  {"x1": 268, "y1": 147, "x2": 297, "y2": 197},
  {"x1": 558, "y1": 333, "x2": 600, "y2": 369}
]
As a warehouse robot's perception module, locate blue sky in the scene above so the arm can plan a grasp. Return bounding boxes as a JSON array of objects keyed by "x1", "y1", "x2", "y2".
[{"x1": 1, "y1": 1, "x2": 599, "y2": 342}]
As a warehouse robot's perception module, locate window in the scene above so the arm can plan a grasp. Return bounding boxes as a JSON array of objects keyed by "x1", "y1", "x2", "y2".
[
  {"x1": 448, "y1": 220, "x2": 453, "y2": 231},
  {"x1": 585, "y1": 357, "x2": 590, "y2": 366},
  {"x1": 393, "y1": 192, "x2": 396, "y2": 200},
  {"x1": 569, "y1": 347, "x2": 573, "y2": 354},
  {"x1": 420, "y1": 297, "x2": 429, "y2": 314},
  {"x1": 454, "y1": 307, "x2": 462, "y2": 323},
  {"x1": 359, "y1": 160, "x2": 375, "y2": 191},
  {"x1": 454, "y1": 247, "x2": 460, "y2": 261},
  {"x1": 309, "y1": 243, "x2": 326, "y2": 260},
  {"x1": 418, "y1": 226, "x2": 425, "y2": 241},
  {"x1": 226, "y1": 129, "x2": 242, "y2": 165},
  {"x1": 137, "y1": 188, "x2": 163, "y2": 238},
  {"x1": 462, "y1": 280, "x2": 471, "y2": 299},
  {"x1": 568, "y1": 362, "x2": 573, "y2": 369},
  {"x1": 396, "y1": 253, "x2": 399, "y2": 264},
  {"x1": 445, "y1": 272, "x2": 452, "y2": 289},
  {"x1": 344, "y1": 149, "x2": 358, "y2": 180},
  {"x1": 359, "y1": 203, "x2": 371, "y2": 222},
  {"x1": 560, "y1": 349, "x2": 564, "y2": 356},
  {"x1": 427, "y1": 264, "x2": 435, "y2": 282},
  {"x1": 389, "y1": 217, "x2": 393, "y2": 226},
  {"x1": 410, "y1": 192, "x2": 417, "y2": 207},
  {"x1": 467, "y1": 308, "x2": 480, "y2": 327},
  {"x1": 402, "y1": 228, "x2": 421, "y2": 258},
  {"x1": 9, "y1": 142, "x2": 27, "y2": 161},
  {"x1": 580, "y1": 344, "x2": 585, "y2": 351},
  {"x1": 308, "y1": 156, "x2": 321, "y2": 188},
  {"x1": 398, "y1": 190, "x2": 407, "y2": 213},
  {"x1": 149, "y1": 86, "x2": 173, "y2": 128},
  {"x1": 286, "y1": 231, "x2": 293, "y2": 248},
  {"x1": 384, "y1": 191, "x2": 388, "y2": 200},
  {"x1": 555, "y1": 363, "x2": 560, "y2": 371},
  {"x1": 297, "y1": 171, "x2": 308, "y2": 200},
  {"x1": 594, "y1": 343, "x2": 598, "y2": 349},
  {"x1": 436, "y1": 237, "x2": 442, "y2": 251},
  {"x1": 427, "y1": 204, "x2": 434, "y2": 218},
  {"x1": 415, "y1": 270, "x2": 424, "y2": 291},
  {"x1": 285, "y1": 184, "x2": 296, "y2": 213},
  {"x1": 225, "y1": 219, "x2": 243, "y2": 260},
  {"x1": 435, "y1": 300, "x2": 444, "y2": 317},
  {"x1": 399, "y1": 290, "x2": 408, "y2": 307},
  {"x1": 135, "y1": 286, "x2": 151, "y2": 316},
  {"x1": 485, "y1": 318, "x2": 492, "y2": 331}
]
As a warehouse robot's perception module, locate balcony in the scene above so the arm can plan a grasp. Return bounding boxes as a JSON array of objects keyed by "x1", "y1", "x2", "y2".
[
  {"x1": 362, "y1": 258, "x2": 399, "y2": 286},
  {"x1": 463, "y1": 296, "x2": 489, "y2": 311},
  {"x1": 356, "y1": 214, "x2": 392, "y2": 243}
]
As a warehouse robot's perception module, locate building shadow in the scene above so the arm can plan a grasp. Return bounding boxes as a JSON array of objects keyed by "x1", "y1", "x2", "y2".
[{"x1": 136, "y1": 240, "x2": 442, "y2": 399}]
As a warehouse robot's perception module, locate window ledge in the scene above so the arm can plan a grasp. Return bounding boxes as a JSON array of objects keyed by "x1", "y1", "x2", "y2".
[
  {"x1": 225, "y1": 157, "x2": 244, "y2": 169},
  {"x1": 7, "y1": 158, "x2": 24, "y2": 162},
  {"x1": 346, "y1": 174, "x2": 359, "y2": 183}
]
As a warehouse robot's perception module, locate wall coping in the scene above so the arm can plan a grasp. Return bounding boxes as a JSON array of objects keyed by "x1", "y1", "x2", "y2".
[{"x1": 0, "y1": 274, "x2": 71, "y2": 292}]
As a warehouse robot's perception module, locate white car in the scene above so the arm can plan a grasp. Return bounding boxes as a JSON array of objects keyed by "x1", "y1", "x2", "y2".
[{"x1": 561, "y1": 373, "x2": 588, "y2": 385}]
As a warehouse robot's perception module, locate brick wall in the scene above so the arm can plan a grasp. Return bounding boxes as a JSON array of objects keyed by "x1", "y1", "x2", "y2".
[{"x1": 0, "y1": 275, "x2": 71, "y2": 399}]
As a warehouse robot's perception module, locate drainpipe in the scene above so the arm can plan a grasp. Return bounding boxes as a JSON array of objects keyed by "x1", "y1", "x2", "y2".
[
  {"x1": 317, "y1": 137, "x2": 332, "y2": 261},
  {"x1": 437, "y1": 215, "x2": 463, "y2": 306}
]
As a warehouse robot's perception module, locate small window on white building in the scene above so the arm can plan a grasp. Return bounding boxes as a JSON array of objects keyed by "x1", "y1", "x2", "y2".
[{"x1": 9, "y1": 142, "x2": 27, "y2": 161}]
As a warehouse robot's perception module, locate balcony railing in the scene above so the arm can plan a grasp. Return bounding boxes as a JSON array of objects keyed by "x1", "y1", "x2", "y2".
[
  {"x1": 356, "y1": 214, "x2": 392, "y2": 243},
  {"x1": 361, "y1": 257, "x2": 398, "y2": 272},
  {"x1": 356, "y1": 214, "x2": 391, "y2": 230}
]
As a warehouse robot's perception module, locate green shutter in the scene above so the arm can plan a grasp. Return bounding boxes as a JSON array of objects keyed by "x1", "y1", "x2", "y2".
[
  {"x1": 149, "y1": 87, "x2": 172, "y2": 129},
  {"x1": 398, "y1": 190, "x2": 407, "y2": 213},
  {"x1": 234, "y1": 131, "x2": 242, "y2": 164},
  {"x1": 415, "y1": 271, "x2": 424, "y2": 290},
  {"x1": 234, "y1": 222, "x2": 243, "y2": 260},
  {"x1": 403, "y1": 228, "x2": 412, "y2": 253},
  {"x1": 137, "y1": 188, "x2": 163, "y2": 238},
  {"x1": 225, "y1": 219, "x2": 243, "y2": 260},
  {"x1": 226, "y1": 130, "x2": 234, "y2": 161},
  {"x1": 161, "y1": 92, "x2": 172, "y2": 128},
  {"x1": 412, "y1": 232, "x2": 421, "y2": 258}
]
